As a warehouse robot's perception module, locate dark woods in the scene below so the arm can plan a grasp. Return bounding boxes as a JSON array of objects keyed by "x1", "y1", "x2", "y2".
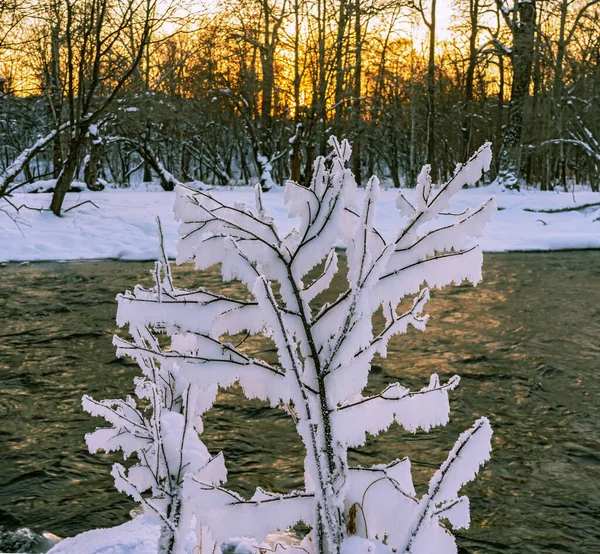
[{"x1": 1, "y1": 0, "x2": 599, "y2": 215}]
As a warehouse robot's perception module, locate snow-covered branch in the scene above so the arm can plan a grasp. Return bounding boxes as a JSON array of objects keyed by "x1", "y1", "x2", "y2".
[
  {"x1": 0, "y1": 122, "x2": 70, "y2": 197},
  {"x1": 331, "y1": 374, "x2": 460, "y2": 447},
  {"x1": 84, "y1": 137, "x2": 495, "y2": 554},
  {"x1": 185, "y1": 479, "x2": 315, "y2": 544},
  {"x1": 401, "y1": 417, "x2": 493, "y2": 553}
]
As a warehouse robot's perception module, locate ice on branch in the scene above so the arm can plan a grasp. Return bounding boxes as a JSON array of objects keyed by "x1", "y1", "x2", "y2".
[{"x1": 81, "y1": 137, "x2": 496, "y2": 554}]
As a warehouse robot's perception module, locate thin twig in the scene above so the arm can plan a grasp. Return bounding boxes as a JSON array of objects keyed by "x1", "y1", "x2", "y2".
[{"x1": 63, "y1": 199, "x2": 100, "y2": 213}]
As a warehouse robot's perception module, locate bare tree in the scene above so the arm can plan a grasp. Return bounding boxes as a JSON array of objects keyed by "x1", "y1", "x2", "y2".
[
  {"x1": 49, "y1": 0, "x2": 157, "y2": 215},
  {"x1": 412, "y1": 0, "x2": 438, "y2": 181},
  {"x1": 2, "y1": 0, "x2": 600, "y2": 192},
  {"x1": 495, "y1": 0, "x2": 537, "y2": 188}
]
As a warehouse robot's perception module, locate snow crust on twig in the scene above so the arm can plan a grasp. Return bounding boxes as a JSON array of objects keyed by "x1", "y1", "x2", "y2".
[{"x1": 83, "y1": 137, "x2": 496, "y2": 554}]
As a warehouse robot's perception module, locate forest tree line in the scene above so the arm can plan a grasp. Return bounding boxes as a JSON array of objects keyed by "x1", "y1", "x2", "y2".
[{"x1": 0, "y1": 0, "x2": 599, "y2": 215}]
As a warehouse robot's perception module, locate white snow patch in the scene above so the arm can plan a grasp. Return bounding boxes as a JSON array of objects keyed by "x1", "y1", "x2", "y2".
[
  {"x1": 1, "y1": 187, "x2": 598, "y2": 263},
  {"x1": 47, "y1": 514, "x2": 161, "y2": 554}
]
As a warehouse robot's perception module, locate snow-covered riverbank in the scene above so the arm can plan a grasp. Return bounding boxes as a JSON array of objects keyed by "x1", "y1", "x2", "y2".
[{"x1": 1, "y1": 185, "x2": 599, "y2": 262}]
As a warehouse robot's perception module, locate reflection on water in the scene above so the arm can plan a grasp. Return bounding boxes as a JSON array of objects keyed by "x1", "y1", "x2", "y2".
[{"x1": 0, "y1": 253, "x2": 599, "y2": 553}]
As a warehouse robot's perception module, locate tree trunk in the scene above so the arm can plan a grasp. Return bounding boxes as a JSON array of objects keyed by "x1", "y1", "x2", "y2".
[
  {"x1": 462, "y1": 0, "x2": 479, "y2": 162},
  {"x1": 143, "y1": 159, "x2": 153, "y2": 182},
  {"x1": 53, "y1": 133, "x2": 63, "y2": 179},
  {"x1": 334, "y1": 0, "x2": 349, "y2": 134},
  {"x1": 497, "y1": 0, "x2": 536, "y2": 188},
  {"x1": 352, "y1": 0, "x2": 362, "y2": 187},
  {"x1": 50, "y1": 134, "x2": 83, "y2": 216},
  {"x1": 408, "y1": 47, "x2": 417, "y2": 187},
  {"x1": 291, "y1": 124, "x2": 303, "y2": 183},
  {"x1": 493, "y1": 54, "x2": 505, "y2": 178},
  {"x1": 143, "y1": 120, "x2": 153, "y2": 182},
  {"x1": 84, "y1": 137, "x2": 104, "y2": 191},
  {"x1": 391, "y1": 137, "x2": 401, "y2": 188},
  {"x1": 290, "y1": 0, "x2": 303, "y2": 184},
  {"x1": 426, "y1": 0, "x2": 437, "y2": 181},
  {"x1": 316, "y1": 0, "x2": 328, "y2": 155},
  {"x1": 554, "y1": 0, "x2": 568, "y2": 190},
  {"x1": 261, "y1": 47, "x2": 275, "y2": 143},
  {"x1": 304, "y1": 135, "x2": 316, "y2": 188},
  {"x1": 50, "y1": 24, "x2": 63, "y2": 179},
  {"x1": 23, "y1": 161, "x2": 34, "y2": 184}
]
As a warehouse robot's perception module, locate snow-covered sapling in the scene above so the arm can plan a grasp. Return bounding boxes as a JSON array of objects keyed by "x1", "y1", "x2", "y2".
[
  {"x1": 82, "y1": 220, "x2": 218, "y2": 553},
  {"x1": 84, "y1": 137, "x2": 496, "y2": 554}
]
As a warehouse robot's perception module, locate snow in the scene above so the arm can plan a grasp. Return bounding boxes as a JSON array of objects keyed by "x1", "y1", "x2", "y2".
[
  {"x1": 0, "y1": 124, "x2": 68, "y2": 195},
  {"x1": 41, "y1": 142, "x2": 502, "y2": 554},
  {"x1": 143, "y1": 141, "x2": 493, "y2": 554},
  {"x1": 47, "y1": 514, "x2": 161, "y2": 554},
  {"x1": 1, "y1": 186, "x2": 598, "y2": 263},
  {"x1": 46, "y1": 517, "x2": 314, "y2": 554}
]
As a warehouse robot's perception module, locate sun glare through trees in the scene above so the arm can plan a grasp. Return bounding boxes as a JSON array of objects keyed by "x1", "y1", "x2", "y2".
[{"x1": 1, "y1": 0, "x2": 599, "y2": 208}]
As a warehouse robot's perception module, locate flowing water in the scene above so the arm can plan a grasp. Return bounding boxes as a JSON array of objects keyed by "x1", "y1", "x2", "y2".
[{"x1": 0, "y1": 252, "x2": 599, "y2": 553}]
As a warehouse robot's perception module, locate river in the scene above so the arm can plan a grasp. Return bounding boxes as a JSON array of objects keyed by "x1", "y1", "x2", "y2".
[{"x1": 0, "y1": 252, "x2": 599, "y2": 553}]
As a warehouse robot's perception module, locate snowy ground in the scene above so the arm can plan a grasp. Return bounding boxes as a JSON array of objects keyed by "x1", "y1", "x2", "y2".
[
  {"x1": 46, "y1": 515, "x2": 161, "y2": 554},
  {"x1": 45, "y1": 515, "x2": 305, "y2": 554},
  {"x1": 1, "y1": 184, "x2": 599, "y2": 263}
]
